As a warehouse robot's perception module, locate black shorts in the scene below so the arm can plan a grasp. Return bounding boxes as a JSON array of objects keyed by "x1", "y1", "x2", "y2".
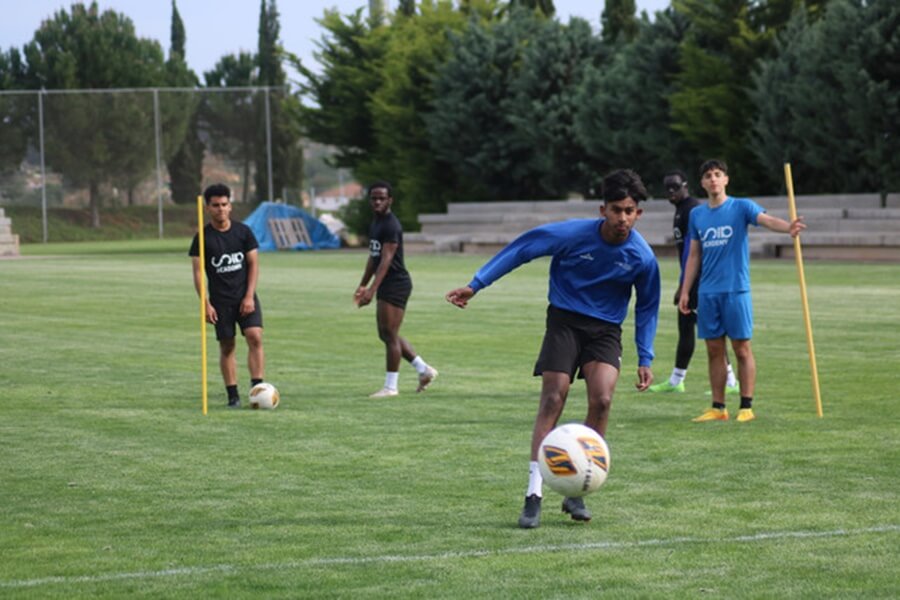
[
  {"x1": 212, "y1": 295, "x2": 263, "y2": 340},
  {"x1": 534, "y1": 305, "x2": 622, "y2": 381},
  {"x1": 377, "y1": 278, "x2": 412, "y2": 310}
]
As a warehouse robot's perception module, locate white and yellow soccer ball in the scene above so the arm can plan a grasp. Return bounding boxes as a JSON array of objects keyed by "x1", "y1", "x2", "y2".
[
  {"x1": 538, "y1": 423, "x2": 610, "y2": 497},
  {"x1": 249, "y1": 383, "x2": 280, "y2": 410}
]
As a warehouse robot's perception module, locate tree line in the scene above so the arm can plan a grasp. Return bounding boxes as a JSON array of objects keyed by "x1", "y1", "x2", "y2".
[
  {"x1": 296, "y1": 0, "x2": 898, "y2": 229},
  {"x1": 2, "y1": 0, "x2": 898, "y2": 232},
  {"x1": 0, "y1": 0, "x2": 300, "y2": 227}
]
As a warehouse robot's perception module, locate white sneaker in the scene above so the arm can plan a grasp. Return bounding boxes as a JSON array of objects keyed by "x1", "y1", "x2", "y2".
[
  {"x1": 369, "y1": 387, "x2": 398, "y2": 398},
  {"x1": 416, "y1": 366, "x2": 438, "y2": 392}
]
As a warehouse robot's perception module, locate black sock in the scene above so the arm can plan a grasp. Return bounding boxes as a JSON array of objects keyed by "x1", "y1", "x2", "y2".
[
  {"x1": 740, "y1": 396, "x2": 753, "y2": 409},
  {"x1": 226, "y1": 384, "x2": 239, "y2": 399},
  {"x1": 251, "y1": 378, "x2": 263, "y2": 386},
  {"x1": 712, "y1": 402, "x2": 726, "y2": 410}
]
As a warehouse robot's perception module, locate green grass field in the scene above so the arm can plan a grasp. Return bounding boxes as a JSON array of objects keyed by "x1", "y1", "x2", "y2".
[{"x1": 1, "y1": 246, "x2": 898, "y2": 598}]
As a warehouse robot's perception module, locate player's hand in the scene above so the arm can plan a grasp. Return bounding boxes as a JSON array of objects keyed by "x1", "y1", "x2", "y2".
[
  {"x1": 445, "y1": 286, "x2": 474, "y2": 308},
  {"x1": 354, "y1": 286, "x2": 373, "y2": 307},
  {"x1": 206, "y1": 302, "x2": 218, "y2": 324},
  {"x1": 677, "y1": 292, "x2": 692, "y2": 315},
  {"x1": 635, "y1": 366, "x2": 653, "y2": 391},
  {"x1": 789, "y1": 216, "x2": 806, "y2": 238},
  {"x1": 239, "y1": 296, "x2": 255, "y2": 317}
]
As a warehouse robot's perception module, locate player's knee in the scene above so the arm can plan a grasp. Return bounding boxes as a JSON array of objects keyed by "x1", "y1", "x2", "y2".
[
  {"x1": 732, "y1": 343, "x2": 753, "y2": 362},
  {"x1": 377, "y1": 327, "x2": 398, "y2": 344},
  {"x1": 588, "y1": 393, "x2": 612, "y2": 414},
  {"x1": 539, "y1": 390, "x2": 567, "y2": 414},
  {"x1": 245, "y1": 329, "x2": 263, "y2": 348}
]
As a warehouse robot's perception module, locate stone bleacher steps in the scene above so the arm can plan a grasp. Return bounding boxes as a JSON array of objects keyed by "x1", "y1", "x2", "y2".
[
  {"x1": 0, "y1": 208, "x2": 20, "y2": 256},
  {"x1": 409, "y1": 194, "x2": 900, "y2": 260}
]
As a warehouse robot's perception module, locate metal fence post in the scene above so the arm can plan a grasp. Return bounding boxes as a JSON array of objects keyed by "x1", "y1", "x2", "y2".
[
  {"x1": 153, "y1": 88, "x2": 164, "y2": 239},
  {"x1": 38, "y1": 90, "x2": 48, "y2": 243},
  {"x1": 265, "y1": 87, "x2": 273, "y2": 202}
]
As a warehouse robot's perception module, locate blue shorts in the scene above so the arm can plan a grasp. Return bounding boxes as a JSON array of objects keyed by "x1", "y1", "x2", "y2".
[{"x1": 697, "y1": 292, "x2": 753, "y2": 340}]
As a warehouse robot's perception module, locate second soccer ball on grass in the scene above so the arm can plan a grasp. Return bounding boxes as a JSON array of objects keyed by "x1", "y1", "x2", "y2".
[
  {"x1": 538, "y1": 423, "x2": 610, "y2": 497},
  {"x1": 249, "y1": 383, "x2": 280, "y2": 410}
]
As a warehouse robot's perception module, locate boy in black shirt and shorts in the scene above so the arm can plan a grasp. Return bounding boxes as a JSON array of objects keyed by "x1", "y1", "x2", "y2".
[
  {"x1": 354, "y1": 181, "x2": 437, "y2": 397},
  {"x1": 190, "y1": 183, "x2": 266, "y2": 408}
]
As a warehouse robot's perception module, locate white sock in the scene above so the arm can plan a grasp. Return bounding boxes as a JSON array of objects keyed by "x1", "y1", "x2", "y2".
[
  {"x1": 669, "y1": 368, "x2": 687, "y2": 386},
  {"x1": 384, "y1": 372, "x2": 399, "y2": 390},
  {"x1": 526, "y1": 461, "x2": 543, "y2": 497},
  {"x1": 726, "y1": 363, "x2": 737, "y2": 388},
  {"x1": 410, "y1": 355, "x2": 428, "y2": 375}
]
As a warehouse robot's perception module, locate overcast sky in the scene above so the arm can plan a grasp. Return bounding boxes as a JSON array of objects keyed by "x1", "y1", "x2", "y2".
[{"x1": 1, "y1": 1, "x2": 671, "y2": 81}]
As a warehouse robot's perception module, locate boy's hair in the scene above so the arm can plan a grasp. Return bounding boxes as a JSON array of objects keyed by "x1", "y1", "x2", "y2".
[
  {"x1": 368, "y1": 180, "x2": 392, "y2": 197},
  {"x1": 699, "y1": 159, "x2": 728, "y2": 178},
  {"x1": 203, "y1": 183, "x2": 232, "y2": 204},
  {"x1": 664, "y1": 169, "x2": 688, "y2": 183},
  {"x1": 601, "y1": 169, "x2": 648, "y2": 204}
]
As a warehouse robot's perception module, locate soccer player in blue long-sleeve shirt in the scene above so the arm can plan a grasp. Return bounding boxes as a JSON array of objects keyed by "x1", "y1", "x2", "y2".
[{"x1": 446, "y1": 169, "x2": 661, "y2": 529}]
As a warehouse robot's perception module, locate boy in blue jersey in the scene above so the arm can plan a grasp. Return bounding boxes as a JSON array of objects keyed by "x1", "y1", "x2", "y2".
[
  {"x1": 646, "y1": 170, "x2": 739, "y2": 395},
  {"x1": 446, "y1": 169, "x2": 661, "y2": 529},
  {"x1": 679, "y1": 159, "x2": 805, "y2": 423}
]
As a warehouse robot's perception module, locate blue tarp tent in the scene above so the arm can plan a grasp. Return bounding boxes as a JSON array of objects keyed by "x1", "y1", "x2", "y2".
[{"x1": 244, "y1": 201, "x2": 341, "y2": 251}]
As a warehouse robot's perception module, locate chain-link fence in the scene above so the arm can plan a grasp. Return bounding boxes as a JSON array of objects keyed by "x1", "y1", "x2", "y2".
[{"x1": 0, "y1": 86, "x2": 297, "y2": 243}]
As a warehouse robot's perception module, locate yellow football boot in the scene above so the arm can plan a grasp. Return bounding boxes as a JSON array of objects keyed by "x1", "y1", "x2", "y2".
[
  {"x1": 692, "y1": 407, "x2": 729, "y2": 422},
  {"x1": 736, "y1": 408, "x2": 756, "y2": 422}
]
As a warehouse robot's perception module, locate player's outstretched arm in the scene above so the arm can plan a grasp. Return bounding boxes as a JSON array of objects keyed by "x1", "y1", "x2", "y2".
[
  {"x1": 758, "y1": 213, "x2": 806, "y2": 238},
  {"x1": 446, "y1": 286, "x2": 475, "y2": 309}
]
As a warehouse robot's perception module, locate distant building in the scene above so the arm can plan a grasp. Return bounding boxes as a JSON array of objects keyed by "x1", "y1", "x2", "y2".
[{"x1": 313, "y1": 182, "x2": 362, "y2": 212}]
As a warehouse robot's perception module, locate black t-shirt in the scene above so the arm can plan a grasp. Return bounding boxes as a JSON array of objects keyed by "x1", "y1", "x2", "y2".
[
  {"x1": 673, "y1": 195, "x2": 701, "y2": 298},
  {"x1": 189, "y1": 221, "x2": 259, "y2": 304},
  {"x1": 368, "y1": 212, "x2": 410, "y2": 286},
  {"x1": 673, "y1": 195, "x2": 701, "y2": 265}
]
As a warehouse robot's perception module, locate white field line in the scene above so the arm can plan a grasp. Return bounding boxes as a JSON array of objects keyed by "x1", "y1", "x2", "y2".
[{"x1": 2, "y1": 524, "x2": 898, "y2": 589}]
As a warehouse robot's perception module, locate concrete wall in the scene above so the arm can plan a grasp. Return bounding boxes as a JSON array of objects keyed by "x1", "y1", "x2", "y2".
[
  {"x1": 410, "y1": 194, "x2": 900, "y2": 260},
  {"x1": 0, "y1": 208, "x2": 20, "y2": 257}
]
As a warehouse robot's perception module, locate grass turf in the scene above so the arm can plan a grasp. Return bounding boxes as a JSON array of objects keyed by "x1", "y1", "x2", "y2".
[{"x1": 1, "y1": 246, "x2": 898, "y2": 598}]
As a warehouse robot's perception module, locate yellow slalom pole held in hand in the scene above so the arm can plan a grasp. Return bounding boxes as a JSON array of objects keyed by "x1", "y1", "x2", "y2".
[
  {"x1": 784, "y1": 164, "x2": 823, "y2": 417},
  {"x1": 197, "y1": 194, "x2": 209, "y2": 416}
]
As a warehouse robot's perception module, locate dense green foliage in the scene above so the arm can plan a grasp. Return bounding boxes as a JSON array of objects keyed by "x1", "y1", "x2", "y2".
[
  {"x1": 298, "y1": 0, "x2": 899, "y2": 223},
  {"x1": 0, "y1": 0, "x2": 302, "y2": 216},
  {"x1": 254, "y1": 0, "x2": 304, "y2": 203},
  {"x1": 1, "y1": 251, "x2": 898, "y2": 597},
  {"x1": 751, "y1": 0, "x2": 900, "y2": 195},
  {"x1": 165, "y1": 0, "x2": 205, "y2": 206},
  {"x1": 575, "y1": 10, "x2": 696, "y2": 192},
  {"x1": 19, "y1": 3, "x2": 171, "y2": 226},
  {"x1": 601, "y1": 0, "x2": 639, "y2": 44},
  {"x1": 3, "y1": 0, "x2": 899, "y2": 230}
]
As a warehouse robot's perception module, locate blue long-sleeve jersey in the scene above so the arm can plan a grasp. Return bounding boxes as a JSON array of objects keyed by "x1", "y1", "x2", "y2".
[{"x1": 468, "y1": 219, "x2": 661, "y2": 366}]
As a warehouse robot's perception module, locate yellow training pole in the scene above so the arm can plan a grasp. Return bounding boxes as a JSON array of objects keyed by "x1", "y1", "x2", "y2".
[
  {"x1": 784, "y1": 163, "x2": 823, "y2": 417},
  {"x1": 197, "y1": 195, "x2": 209, "y2": 416}
]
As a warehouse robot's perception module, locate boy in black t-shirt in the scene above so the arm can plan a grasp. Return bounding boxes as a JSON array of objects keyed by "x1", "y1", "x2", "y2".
[
  {"x1": 354, "y1": 181, "x2": 437, "y2": 397},
  {"x1": 646, "y1": 170, "x2": 738, "y2": 395},
  {"x1": 190, "y1": 183, "x2": 265, "y2": 408}
]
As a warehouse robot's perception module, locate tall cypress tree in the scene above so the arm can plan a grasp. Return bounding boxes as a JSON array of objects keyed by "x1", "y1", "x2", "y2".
[
  {"x1": 166, "y1": 0, "x2": 205, "y2": 205},
  {"x1": 254, "y1": 0, "x2": 302, "y2": 202},
  {"x1": 601, "y1": 0, "x2": 638, "y2": 44},
  {"x1": 397, "y1": 0, "x2": 416, "y2": 17}
]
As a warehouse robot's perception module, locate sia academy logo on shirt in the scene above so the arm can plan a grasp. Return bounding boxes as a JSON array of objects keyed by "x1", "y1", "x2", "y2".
[
  {"x1": 701, "y1": 225, "x2": 733, "y2": 248},
  {"x1": 211, "y1": 252, "x2": 245, "y2": 273},
  {"x1": 369, "y1": 239, "x2": 382, "y2": 257}
]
